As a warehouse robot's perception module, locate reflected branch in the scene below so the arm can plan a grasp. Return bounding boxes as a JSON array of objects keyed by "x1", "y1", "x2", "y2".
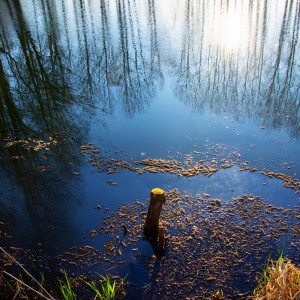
[{"x1": 172, "y1": 0, "x2": 300, "y2": 137}]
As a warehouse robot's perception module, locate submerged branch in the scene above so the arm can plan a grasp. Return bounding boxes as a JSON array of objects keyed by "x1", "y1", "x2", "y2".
[
  {"x1": 0, "y1": 247, "x2": 55, "y2": 300},
  {"x1": 2, "y1": 270, "x2": 52, "y2": 300}
]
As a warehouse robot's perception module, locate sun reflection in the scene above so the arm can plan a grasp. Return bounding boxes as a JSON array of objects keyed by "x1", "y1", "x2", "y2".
[{"x1": 216, "y1": 8, "x2": 249, "y2": 52}]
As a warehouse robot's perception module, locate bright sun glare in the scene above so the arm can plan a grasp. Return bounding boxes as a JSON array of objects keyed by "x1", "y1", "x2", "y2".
[{"x1": 217, "y1": 9, "x2": 248, "y2": 52}]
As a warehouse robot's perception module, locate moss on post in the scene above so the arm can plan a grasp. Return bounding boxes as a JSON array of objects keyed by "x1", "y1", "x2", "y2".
[{"x1": 143, "y1": 188, "x2": 166, "y2": 238}]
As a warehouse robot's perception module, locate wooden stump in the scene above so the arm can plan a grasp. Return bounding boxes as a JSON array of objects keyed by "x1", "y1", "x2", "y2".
[
  {"x1": 144, "y1": 188, "x2": 166, "y2": 257},
  {"x1": 143, "y1": 188, "x2": 166, "y2": 238}
]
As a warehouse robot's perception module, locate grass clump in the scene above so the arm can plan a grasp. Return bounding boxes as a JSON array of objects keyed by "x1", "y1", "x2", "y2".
[
  {"x1": 1, "y1": 247, "x2": 126, "y2": 299},
  {"x1": 254, "y1": 255, "x2": 300, "y2": 300},
  {"x1": 84, "y1": 275, "x2": 117, "y2": 300},
  {"x1": 59, "y1": 270, "x2": 76, "y2": 300}
]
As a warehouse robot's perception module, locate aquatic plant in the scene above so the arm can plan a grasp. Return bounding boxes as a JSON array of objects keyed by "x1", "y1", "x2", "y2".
[{"x1": 143, "y1": 282, "x2": 152, "y2": 294}]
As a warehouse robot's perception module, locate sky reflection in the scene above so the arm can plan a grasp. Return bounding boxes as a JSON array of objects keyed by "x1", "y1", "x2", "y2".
[{"x1": 0, "y1": 0, "x2": 299, "y2": 258}]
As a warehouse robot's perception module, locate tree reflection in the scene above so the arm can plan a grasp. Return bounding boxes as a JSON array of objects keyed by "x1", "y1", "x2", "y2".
[
  {"x1": 0, "y1": 59, "x2": 27, "y2": 136},
  {"x1": 0, "y1": 0, "x2": 299, "y2": 252},
  {"x1": 173, "y1": 0, "x2": 300, "y2": 137},
  {"x1": 1, "y1": 0, "x2": 299, "y2": 139},
  {"x1": 0, "y1": 0, "x2": 163, "y2": 250},
  {"x1": 0, "y1": 0, "x2": 91, "y2": 250},
  {"x1": 1, "y1": 0, "x2": 90, "y2": 136},
  {"x1": 113, "y1": 0, "x2": 162, "y2": 117}
]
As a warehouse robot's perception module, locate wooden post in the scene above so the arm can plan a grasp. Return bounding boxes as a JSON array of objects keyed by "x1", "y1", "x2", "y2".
[{"x1": 143, "y1": 188, "x2": 166, "y2": 238}]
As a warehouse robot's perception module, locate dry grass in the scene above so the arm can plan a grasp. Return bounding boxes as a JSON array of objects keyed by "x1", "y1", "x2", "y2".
[{"x1": 254, "y1": 257, "x2": 300, "y2": 300}]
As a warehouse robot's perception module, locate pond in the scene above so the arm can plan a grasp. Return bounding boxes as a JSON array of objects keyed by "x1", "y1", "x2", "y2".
[{"x1": 0, "y1": 0, "x2": 300, "y2": 299}]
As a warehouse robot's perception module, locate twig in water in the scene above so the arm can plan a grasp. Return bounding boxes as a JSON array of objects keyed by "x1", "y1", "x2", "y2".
[
  {"x1": 3, "y1": 271, "x2": 52, "y2": 300},
  {"x1": 0, "y1": 247, "x2": 55, "y2": 300}
]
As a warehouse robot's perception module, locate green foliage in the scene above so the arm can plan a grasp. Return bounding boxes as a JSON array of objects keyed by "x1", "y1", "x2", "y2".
[
  {"x1": 59, "y1": 271, "x2": 76, "y2": 300},
  {"x1": 0, "y1": 248, "x2": 125, "y2": 299},
  {"x1": 84, "y1": 275, "x2": 117, "y2": 300}
]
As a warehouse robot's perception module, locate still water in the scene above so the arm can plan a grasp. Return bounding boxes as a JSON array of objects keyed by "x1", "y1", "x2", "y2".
[{"x1": 0, "y1": 0, "x2": 300, "y2": 297}]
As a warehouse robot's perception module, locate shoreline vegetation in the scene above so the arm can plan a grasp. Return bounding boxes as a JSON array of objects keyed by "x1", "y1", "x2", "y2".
[
  {"x1": 253, "y1": 255, "x2": 300, "y2": 300},
  {"x1": 0, "y1": 246, "x2": 299, "y2": 299},
  {"x1": 0, "y1": 247, "x2": 125, "y2": 300}
]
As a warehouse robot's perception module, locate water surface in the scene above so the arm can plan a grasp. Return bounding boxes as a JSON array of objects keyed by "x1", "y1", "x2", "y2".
[{"x1": 0, "y1": 0, "x2": 300, "y2": 297}]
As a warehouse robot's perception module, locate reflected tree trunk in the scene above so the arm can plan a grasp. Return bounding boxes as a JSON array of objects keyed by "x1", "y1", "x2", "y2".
[
  {"x1": 265, "y1": 0, "x2": 289, "y2": 105},
  {"x1": 0, "y1": 59, "x2": 25, "y2": 135}
]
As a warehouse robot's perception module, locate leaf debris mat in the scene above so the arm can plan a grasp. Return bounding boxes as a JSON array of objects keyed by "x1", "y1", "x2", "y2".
[
  {"x1": 80, "y1": 144, "x2": 300, "y2": 193},
  {"x1": 80, "y1": 143, "x2": 240, "y2": 177},
  {"x1": 2, "y1": 136, "x2": 60, "y2": 157},
  {"x1": 56, "y1": 190, "x2": 300, "y2": 298}
]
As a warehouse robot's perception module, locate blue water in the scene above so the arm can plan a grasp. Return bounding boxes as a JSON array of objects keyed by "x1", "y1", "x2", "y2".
[{"x1": 0, "y1": 0, "x2": 299, "y2": 297}]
